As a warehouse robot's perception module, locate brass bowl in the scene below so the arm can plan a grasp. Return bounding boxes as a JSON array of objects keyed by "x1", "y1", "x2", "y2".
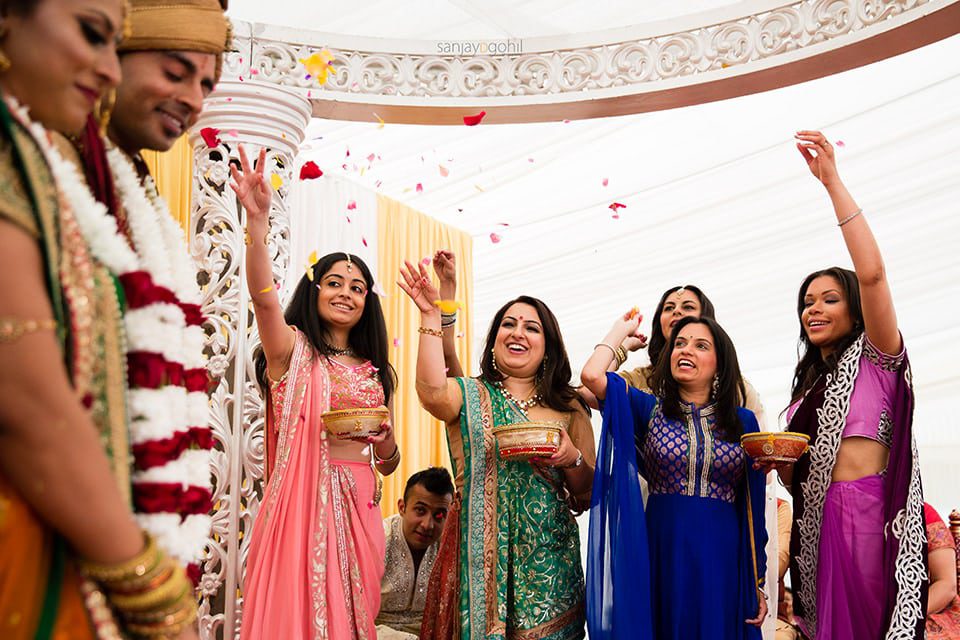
[
  {"x1": 740, "y1": 431, "x2": 810, "y2": 464},
  {"x1": 322, "y1": 407, "x2": 389, "y2": 440},
  {"x1": 492, "y1": 421, "x2": 563, "y2": 461}
]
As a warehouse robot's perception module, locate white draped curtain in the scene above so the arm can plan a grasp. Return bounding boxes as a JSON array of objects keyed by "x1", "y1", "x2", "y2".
[{"x1": 282, "y1": 170, "x2": 380, "y2": 303}]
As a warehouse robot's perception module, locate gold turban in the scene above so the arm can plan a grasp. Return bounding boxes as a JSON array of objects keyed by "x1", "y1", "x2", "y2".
[{"x1": 119, "y1": 0, "x2": 231, "y2": 76}]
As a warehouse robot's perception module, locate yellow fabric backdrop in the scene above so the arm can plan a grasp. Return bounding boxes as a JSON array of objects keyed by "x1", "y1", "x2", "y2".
[
  {"x1": 377, "y1": 195, "x2": 474, "y2": 514},
  {"x1": 131, "y1": 145, "x2": 473, "y2": 516},
  {"x1": 142, "y1": 136, "x2": 193, "y2": 233}
]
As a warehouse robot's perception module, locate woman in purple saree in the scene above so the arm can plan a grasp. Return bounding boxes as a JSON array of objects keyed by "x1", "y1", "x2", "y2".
[{"x1": 775, "y1": 130, "x2": 927, "y2": 639}]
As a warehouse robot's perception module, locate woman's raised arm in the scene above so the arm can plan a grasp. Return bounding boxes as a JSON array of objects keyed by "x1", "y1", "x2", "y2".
[
  {"x1": 230, "y1": 145, "x2": 295, "y2": 379},
  {"x1": 796, "y1": 130, "x2": 900, "y2": 355}
]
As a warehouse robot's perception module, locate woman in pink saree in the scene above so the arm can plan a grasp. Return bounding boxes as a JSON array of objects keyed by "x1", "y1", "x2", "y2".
[{"x1": 231, "y1": 147, "x2": 400, "y2": 639}]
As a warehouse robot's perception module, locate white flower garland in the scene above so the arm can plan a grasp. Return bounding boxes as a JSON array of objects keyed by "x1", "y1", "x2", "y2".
[
  {"x1": 6, "y1": 97, "x2": 210, "y2": 572},
  {"x1": 5, "y1": 98, "x2": 139, "y2": 275}
]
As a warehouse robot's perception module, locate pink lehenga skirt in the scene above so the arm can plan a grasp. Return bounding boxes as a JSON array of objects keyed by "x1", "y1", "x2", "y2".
[{"x1": 240, "y1": 342, "x2": 384, "y2": 640}]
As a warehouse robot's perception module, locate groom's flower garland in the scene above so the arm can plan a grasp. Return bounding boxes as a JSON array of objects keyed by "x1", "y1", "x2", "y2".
[
  {"x1": 107, "y1": 147, "x2": 213, "y2": 584},
  {"x1": 10, "y1": 98, "x2": 212, "y2": 583}
]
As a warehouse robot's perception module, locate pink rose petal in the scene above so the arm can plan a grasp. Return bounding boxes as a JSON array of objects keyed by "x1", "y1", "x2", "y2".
[
  {"x1": 347, "y1": 200, "x2": 357, "y2": 210},
  {"x1": 415, "y1": 183, "x2": 423, "y2": 193},
  {"x1": 393, "y1": 338, "x2": 401, "y2": 348},
  {"x1": 602, "y1": 178, "x2": 609, "y2": 187},
  {"x1": 489, "y1": 233, "x2": 502, "y2": 243}
]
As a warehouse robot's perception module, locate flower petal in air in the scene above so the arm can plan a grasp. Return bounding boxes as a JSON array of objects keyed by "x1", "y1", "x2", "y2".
[
  {"x1": 463, "y1": 111, "x2": 486, "y2": 126},
  {"x1": 200, "y1": 127, "x2": 221, "y2": 147}
]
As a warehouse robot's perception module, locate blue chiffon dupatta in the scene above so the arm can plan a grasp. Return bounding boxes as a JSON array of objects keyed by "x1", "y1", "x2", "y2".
[{"x1": 586, "y1": 373, "x2": 654, "y2": 640}]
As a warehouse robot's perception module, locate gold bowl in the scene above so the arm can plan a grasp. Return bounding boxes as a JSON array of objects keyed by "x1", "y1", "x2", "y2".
[
  {"x1": 740, "y1": 431, "x2": 810, "y2": 464},
  {"x1": 322, "y1": 407, "x2": 389, "y2": 440},
  {"x1": 492, "y1": 421, "x2": 563, "y2": 461}
]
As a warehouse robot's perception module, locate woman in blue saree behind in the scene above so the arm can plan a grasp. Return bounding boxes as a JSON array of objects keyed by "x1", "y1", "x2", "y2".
[{"x1": 583, "y1": 313, "x2": 768, "y2": 640}]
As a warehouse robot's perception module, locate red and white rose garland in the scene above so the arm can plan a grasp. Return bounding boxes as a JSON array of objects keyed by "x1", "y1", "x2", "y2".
[
  {"x1": 10, "y1": 98, "x2": 213, "y2": 583},
  {"x1": 107, "y1": 147, "x2": 213, "y2": 584}
]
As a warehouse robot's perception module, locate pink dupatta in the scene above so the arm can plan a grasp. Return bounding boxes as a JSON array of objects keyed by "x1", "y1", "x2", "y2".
[{"x1": 241, "y1": 330, "x2": 384, "y2": 639}]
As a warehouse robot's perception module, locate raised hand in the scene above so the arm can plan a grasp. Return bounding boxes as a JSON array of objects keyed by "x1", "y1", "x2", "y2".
[
  {"x1": 622, "y1": 334, "x2": 648, "y2": 352},
  {"x1": 609, "y1": 308, "x2": 644, "y2": 344},
  {"x1": 795, "y1": 130, "x2": 840, "y2": 187},
  {"x1": 433, "y1": 250, "x2": 457, "y2": 299},
  {"x1": 397, "y1": 260, "x2": 440, "y2": 315},
  {"x1": 229, "y1": 145, "x2": 272, "y2": 223}
]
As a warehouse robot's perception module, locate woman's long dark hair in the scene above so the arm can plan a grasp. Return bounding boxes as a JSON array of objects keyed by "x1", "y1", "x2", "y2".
[
  {"x1": 254, "y1": 252, "x2": 396, "y2": 404},
  {"x1": 478, "y1": 295, "x2": 581, "y2": 414},
  {"x1": 647, "y1": 285, "x2": 717, "y2": 367},
  {"x1": 650, "y1": 316, "x2": 747, "y2": 442},
  {"x1": 789, "y1": 267, "x2": 864, "y2": 405}
]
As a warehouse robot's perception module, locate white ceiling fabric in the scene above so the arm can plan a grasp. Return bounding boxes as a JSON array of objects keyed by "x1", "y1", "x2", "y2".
[
  {"x1": 227, "y1": 0, "x2": 742, "y2": 39},
  {"x1": 283, "y1": 34, "x2": 960, "y2": 513}
]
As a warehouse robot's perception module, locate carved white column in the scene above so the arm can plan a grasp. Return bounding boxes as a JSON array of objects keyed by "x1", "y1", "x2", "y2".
[{"x1": 187, "y1": 80, "x2": 311, "y2": 640}]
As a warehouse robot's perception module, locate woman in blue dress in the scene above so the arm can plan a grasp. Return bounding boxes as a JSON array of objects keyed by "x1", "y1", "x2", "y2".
[{"x1": 582, "y1": 313, "x2": 768, "y2": 640}]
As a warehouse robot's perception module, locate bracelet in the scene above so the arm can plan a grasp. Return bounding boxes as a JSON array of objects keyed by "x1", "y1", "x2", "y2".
[
  {"x1": 0, "y1": 317, "x2": 58, "y2": 343},
  {"x1": 77, "y1": 532, "x2": 161, "y2": 586},
  {"x1": 562, "y1": 450, "x2": 584, "y2": 469},
  {"x1": 594, "y1": 343, "x2": 617, "y2": 358},
  {"x1": 440, "y1": 312, "x2": 457, "y2": 328},
  {"x1": 244, "y1": 226, "x2": 269, "y2": 246},
  {"x1": 837, "y1": 208, "x2": 863, "y2": 227},
  {"x1": 614, "y1": 346, "x2": 627, "y2": 368},
  {"x1": 375, "y1": 445, "x2": 400, "y2": 465},
  {"x1": 418, "y1": 326, "x2": 443, "y2": 338},
  {"x1": 109, "y1": 565, "x2": 190, "y2": 612}
]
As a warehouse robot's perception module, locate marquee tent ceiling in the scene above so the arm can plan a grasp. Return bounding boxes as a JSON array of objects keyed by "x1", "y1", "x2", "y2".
[
  {"x1": 220, "y1": 16, "x2": 960, "y2": 507},
  {"x1": 227, "y1": 0, "x2": 743, "y2": 39}
]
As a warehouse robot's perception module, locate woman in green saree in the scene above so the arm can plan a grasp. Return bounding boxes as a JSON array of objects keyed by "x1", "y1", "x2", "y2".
[{"x1": 399, "y1": 260, "x2": 595, "y2": 640}]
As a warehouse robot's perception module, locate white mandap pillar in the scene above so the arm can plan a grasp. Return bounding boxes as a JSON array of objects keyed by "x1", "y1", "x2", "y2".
[{"x1": 187, "y1": 79, "x2": 311, "y2": 640}]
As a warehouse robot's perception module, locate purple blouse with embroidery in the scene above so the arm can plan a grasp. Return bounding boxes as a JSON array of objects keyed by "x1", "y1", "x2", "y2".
[
  {"x1": 787, "y1": 336, "x2": 905, "y2": 447},
  {"x1": 640, "y1": 402, "x2": 746, "y2": 504}
]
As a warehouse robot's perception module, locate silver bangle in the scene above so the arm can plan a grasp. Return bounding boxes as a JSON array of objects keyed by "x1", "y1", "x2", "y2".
[
  {"x1": 562, "y1": 450, "x2": 584, "y2": 469},
  {"x1": 594, "y1": 343, "x2": 617, "y2": 358},
  {"x1": 837, "y1": 208, "x2": 863, "y2": 227}
]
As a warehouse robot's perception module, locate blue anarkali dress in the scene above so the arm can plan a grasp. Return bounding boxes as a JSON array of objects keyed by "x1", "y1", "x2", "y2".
[{"x1": 588, "y1": 372, "x2": 767, "y2": 640}]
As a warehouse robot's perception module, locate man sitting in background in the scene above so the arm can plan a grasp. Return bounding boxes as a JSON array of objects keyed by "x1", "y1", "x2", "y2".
[{"x1": 377, "y1": 467, "x2": 454, "y2": 639}]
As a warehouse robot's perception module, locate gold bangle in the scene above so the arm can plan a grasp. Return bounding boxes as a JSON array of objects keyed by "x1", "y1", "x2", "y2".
[
  {"x1": 109, "y1": 566, "x2": 190, "y2": 612},
  {"x1": 125, "y1": 605, "x2": 198, "y2": 638},
  {"x1": 375, "y1": 446, "x2": 400, "y2": 465},
  {"x1": 0, "y1": 317, "x2": 58, "y2": 343},
  {"x1": 243, "y1": 227, "x2": 269, "y2": 246},
  {"x1": 124, "y1": 594, "x2": 197, "y2": 625},
  {"x1": 418, "y1": 326, "x2": 443, "y2": 338},
  {"x1": 615, "y1": 346, "x2": 627, "y2": 368},
  {"x1": 110, "y1": 559, "x2": 175, "y2": 595},
  {"x1": 78, "y1": 532, "x2": 160, "y2": 586}
]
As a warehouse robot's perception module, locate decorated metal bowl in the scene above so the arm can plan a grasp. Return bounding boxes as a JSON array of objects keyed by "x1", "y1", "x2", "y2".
[
  {"x1": 740, "y1": 431, "x2": 810, "y2": 464},
  {"x1": 492, "y1": 420, "x2": 564, "y2": 461},
  {"x1": 322, "y1": 407, "x2": 389, "y2": 440}
]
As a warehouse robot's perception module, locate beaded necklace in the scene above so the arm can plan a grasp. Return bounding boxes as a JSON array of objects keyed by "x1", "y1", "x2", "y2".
[{"x1": 495, "y1": 380, "x2": 541, "y2": 410}]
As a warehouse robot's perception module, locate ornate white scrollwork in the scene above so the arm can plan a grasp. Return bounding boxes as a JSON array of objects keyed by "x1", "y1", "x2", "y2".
[
  {"x1": 189, "y1": 80, "x2": 310, "y2": 640},
  {"x1": 227, "y1": 0, "x2": 944, "y2": 115}
]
